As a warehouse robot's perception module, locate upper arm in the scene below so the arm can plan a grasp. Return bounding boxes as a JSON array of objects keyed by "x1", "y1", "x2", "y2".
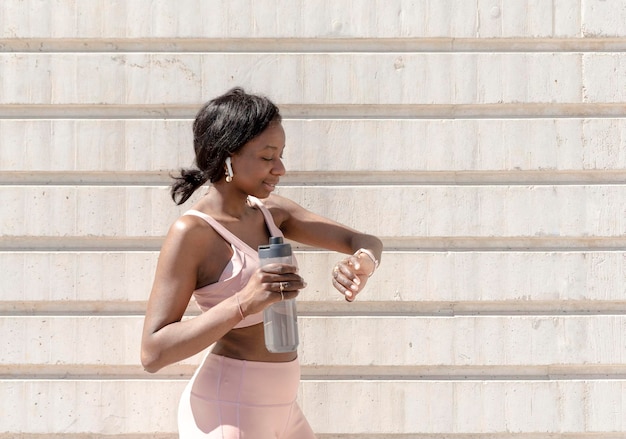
[
  {"x1": 266, "y1": 194, "x2": 371, "y2": 254},
  {"x1": 142, "y1": 216, "x2": 212, "y2": 336}
]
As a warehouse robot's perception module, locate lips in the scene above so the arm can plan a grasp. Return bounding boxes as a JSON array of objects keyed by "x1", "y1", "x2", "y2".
[{"x1": 263, "y1": 180, "x2": 278, "y2": 192}]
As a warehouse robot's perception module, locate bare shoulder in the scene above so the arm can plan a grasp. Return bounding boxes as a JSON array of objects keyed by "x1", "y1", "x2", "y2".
[
  {"x1": 162, "y1": 213, "x2": 222, "y2": 261},
  {"x1": 168, "y1": 213, "x2": 213, "y2": 243}
]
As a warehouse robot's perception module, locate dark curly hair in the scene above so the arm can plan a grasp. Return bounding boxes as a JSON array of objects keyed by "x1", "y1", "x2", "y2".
[{"x1": 170, "y1": 87, "x2": 282, "y2": 205}]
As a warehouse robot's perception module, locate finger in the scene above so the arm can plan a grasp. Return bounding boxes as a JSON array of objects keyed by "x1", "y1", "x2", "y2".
[
  {"x1": 269, "y1": 282, "x2": 300, "y2": 302},
  {"x1": 336, "y1": 261, "x2": 362, "y2": 286},
  {"x1": 260, "y1": 270, "x2": 305, "y2": 286},
  {"x1": 275, "y1": 274, "x2": 307, "y2": 287},
  {"x1": 271, "y1": 281, "x2": 304, "y2": 292},
  {"x1": 261, "y1": 263, "x2": 298, "y2": 275},
  {"x1": 332, "y1": 278, "x2": 355, "y2": 302},
  {"x1": 266, "y1": 279, "x2": 306, "y2": 294},
  {"x1": 348, "y1": 255, "x2": 361, "y2": 271},
  {"x1": 333, "y1": 265, "x2": 361, "y2": 292}
]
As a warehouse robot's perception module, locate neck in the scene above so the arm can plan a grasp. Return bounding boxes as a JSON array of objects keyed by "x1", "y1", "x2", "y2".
[{"x1": 205, "y1": 185, "x2": 251, "y2": 219}]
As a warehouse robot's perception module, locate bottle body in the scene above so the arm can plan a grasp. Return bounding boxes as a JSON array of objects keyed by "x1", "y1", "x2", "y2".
[{"x1": 258, "y1": 238, "x2": 299, "y2": 353}]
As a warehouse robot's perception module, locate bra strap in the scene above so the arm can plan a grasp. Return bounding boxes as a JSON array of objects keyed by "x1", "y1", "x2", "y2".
[{"x1": 247, "y1": 196, "x2": 283, "y2": 238}]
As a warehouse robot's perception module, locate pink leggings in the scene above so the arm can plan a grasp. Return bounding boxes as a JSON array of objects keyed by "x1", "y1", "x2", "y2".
[{"x1": 178, "y1": 353, "x2": 316, "y2": 438}]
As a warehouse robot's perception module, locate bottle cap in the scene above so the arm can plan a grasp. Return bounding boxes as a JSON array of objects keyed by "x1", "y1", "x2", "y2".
[{"x1": 258, "y1": 236, "x2": 292, "y2": 259}]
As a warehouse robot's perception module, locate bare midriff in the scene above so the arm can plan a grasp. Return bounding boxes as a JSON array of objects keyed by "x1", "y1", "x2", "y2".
[{"x1": 211, "y1": 322, "x2": 298, "y2": 362}]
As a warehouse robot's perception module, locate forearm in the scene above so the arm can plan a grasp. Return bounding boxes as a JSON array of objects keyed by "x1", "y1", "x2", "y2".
[
  {"x1": 350, "y1": 234, "x2": 382, "y2": 259},
  {"x1": 141, "y1": 294, "x2": 242, "y2": 373},
  {"x1": 350, "y1": 234, "x2": 383, "y2": 271}
]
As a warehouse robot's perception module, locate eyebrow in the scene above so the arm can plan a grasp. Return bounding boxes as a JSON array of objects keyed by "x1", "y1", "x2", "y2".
[{"x1": 264, "y1": 145, "x2": 285, "y2": 151}]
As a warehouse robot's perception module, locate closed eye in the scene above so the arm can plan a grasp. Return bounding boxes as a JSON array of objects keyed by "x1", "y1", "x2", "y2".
[{"x1": 262, "y1": 155, "x2": 283, "y2": 161}]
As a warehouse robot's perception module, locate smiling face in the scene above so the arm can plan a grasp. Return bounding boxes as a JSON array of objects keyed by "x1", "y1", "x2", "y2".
[{"x1": 229, "y1": 121, "x2": 286, "y2": 198}]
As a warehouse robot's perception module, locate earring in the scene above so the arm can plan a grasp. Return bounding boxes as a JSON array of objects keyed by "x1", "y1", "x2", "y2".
[{"x1": 225, "y1": 157, "x2": 233, "y2": 183}]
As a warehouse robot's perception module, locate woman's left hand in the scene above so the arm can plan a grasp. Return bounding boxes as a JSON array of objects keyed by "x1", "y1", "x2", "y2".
[{"x1": 331, "y1": 255, "x2": 370, "y2": 302}]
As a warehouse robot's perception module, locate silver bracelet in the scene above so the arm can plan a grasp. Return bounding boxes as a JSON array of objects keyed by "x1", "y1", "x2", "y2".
[{"x1": 353, "y1": 248, "x2": 379, "y2": 276}]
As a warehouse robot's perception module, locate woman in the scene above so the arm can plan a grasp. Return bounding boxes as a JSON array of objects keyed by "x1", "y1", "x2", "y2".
[{"x1": 140, "y1": 87, "x2": 383, "y2": 438}]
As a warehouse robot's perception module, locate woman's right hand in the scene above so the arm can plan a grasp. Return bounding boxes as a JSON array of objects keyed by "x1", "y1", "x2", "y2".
[{"x1": 237, "y1": 263, "x2": 306, "y2": 317}]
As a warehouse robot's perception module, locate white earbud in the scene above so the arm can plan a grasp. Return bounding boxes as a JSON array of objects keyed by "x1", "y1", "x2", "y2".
[{"x1": 225, "y1": 157, "x2": 234, "y2": 182}]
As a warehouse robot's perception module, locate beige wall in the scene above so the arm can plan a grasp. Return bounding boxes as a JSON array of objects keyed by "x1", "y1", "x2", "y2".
[{"x1": 1, "y1": 1, "x2": 625, "y2": 437}]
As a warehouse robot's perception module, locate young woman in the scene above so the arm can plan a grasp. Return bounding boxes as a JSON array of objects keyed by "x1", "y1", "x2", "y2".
[{"x1": 140, "y1": 87, "x2": 383, "y2": 438}]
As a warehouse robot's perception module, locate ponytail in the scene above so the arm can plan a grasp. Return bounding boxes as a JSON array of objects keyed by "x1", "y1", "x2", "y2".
[{"x1": 170, "y1": 168, "x2": 208, "y2": 205}]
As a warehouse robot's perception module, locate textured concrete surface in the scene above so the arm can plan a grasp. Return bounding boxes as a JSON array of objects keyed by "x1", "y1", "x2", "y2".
[{"x1": 1, "y1": 0, "x2": 625, "y2": 437}]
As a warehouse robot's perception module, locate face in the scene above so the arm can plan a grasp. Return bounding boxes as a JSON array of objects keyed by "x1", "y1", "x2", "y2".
[{"x1": 230, "y1": 122, "x2": 286, "y2": 198}]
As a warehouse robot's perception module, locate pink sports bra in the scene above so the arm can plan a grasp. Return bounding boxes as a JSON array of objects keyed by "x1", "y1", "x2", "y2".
[{"x1": 183, "y1": 196, "x2": 289, "y2": 329}]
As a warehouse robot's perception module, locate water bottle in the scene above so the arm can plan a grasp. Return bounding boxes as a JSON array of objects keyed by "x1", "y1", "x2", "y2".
[{"x1": 258, "y1": 236, "x2": 299, "y2": 353}]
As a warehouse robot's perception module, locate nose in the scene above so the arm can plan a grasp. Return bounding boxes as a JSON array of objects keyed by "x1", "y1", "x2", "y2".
[{"x1": 272, "y1": 158, "x2": 286, "y2": 176}]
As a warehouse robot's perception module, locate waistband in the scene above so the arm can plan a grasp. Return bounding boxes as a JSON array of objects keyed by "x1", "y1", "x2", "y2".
[{"x1": 190, "y1": 353, "x2": 301, "y2": 406}]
